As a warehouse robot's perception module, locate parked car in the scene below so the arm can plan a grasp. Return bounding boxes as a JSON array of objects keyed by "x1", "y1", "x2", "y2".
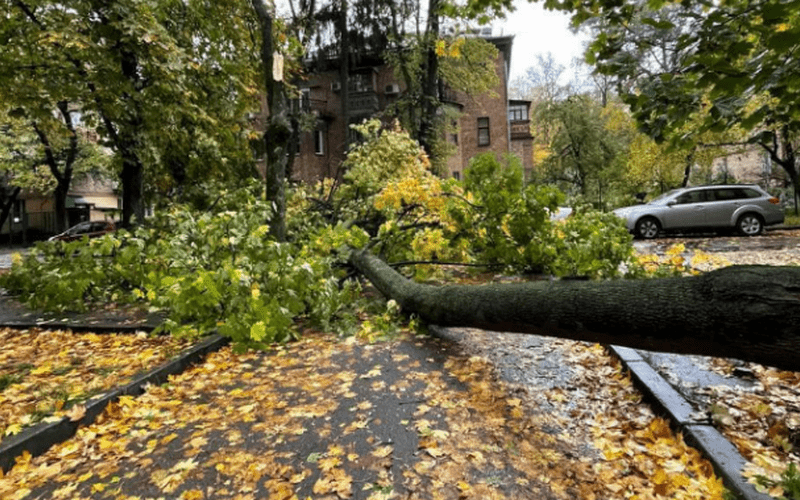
[
  {"x1": 550, "y1": 207, "x2": 573, "y2": 221},
  {"x1": 613, "y1": 185, "x2": 784, "y2": 239},
  {"x1": 48, "y1": 220, "x2": 116, "y2": 242}
]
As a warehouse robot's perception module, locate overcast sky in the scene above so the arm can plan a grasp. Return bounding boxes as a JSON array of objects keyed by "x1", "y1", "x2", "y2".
[{"x1": 495, "y1": 1, "x2": 590, "y2": 83}]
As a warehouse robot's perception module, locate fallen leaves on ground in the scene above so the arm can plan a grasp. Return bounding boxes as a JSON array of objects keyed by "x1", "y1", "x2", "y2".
[
  {"x1": 636, "y1": 234, "x2": 800, "y2": 498},
  {"x1": 699, "y1": 359, "x2": 800, "y2": 497},
  {"x1": 0, "y1": 327, "x2": 193, "y2": 437},
  {"x1": 1, "y1": 329, "x2": 726, "y2": 499},
  {"x1": 449, "y1": 328, "x2": 726, "y2": 500}
]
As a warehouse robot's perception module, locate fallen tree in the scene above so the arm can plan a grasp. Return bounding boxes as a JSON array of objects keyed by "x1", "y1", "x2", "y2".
[{"x1": 351, "y1": 251, "x2": 800, "y2": 372}]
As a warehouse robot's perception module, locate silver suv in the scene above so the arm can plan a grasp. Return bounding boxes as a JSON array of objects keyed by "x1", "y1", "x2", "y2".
[{"x1": 613, "y1": 185, "x2": 784, "y2": 239}]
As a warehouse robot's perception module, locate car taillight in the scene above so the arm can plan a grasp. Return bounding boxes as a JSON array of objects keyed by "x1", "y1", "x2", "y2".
[{"x1": 769, "y1": 197, "x2": 780, "y2": 205}]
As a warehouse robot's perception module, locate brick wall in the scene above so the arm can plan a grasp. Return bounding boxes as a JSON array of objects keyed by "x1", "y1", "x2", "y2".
[{"x1": 280, "y1": 36, "x2": 532, "y2": 183}]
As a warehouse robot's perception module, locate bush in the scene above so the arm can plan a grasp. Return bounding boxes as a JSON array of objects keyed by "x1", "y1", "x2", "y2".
[{"x1": 1, "y1": 182, "x2": 361, "y2": 349}]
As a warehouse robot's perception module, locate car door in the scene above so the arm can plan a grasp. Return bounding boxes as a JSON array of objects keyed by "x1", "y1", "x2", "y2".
[
  {"x1": 660, "y1": 189, "x2": 709, "y2": 229},
  {"x1": 707, "y1": 188, "x2": 746, "y2": 227}
]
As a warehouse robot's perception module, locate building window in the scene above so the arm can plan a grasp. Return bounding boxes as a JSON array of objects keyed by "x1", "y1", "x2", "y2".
[
  {"x1": 286, "y1": 137, "x2": 300, "y2": 156},
  {"x1": 314, "y1": 129, "x2": 325, "y2": 156},
  {"x1": 508, "y1": 105, "x2": 528, "y2": 121},
  {"x1": 452, "y1": 171, "x2": 460, "y2": 180},
  {"x1": 350, "y1": 73, "x2": 374, "y2": 93},
  {"x1": 477, "y1": 117, "x2": 490, "y2": 146}
]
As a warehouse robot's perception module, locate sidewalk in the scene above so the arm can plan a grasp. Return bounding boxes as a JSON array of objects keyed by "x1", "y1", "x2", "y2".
[
  {"x1": 0, "y1": 295, "x2": 778, "y2": 499},
  {"x1": 0, "y1": 293, "x2": 164, "y2": 332}
]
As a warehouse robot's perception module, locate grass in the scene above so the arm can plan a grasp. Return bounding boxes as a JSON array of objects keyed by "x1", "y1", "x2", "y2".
[{"x1": 784, "y1": 212, "x2": 800, "y2": 227}]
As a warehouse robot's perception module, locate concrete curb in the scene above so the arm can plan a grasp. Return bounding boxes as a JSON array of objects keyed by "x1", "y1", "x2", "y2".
[
  {"x1": 0, "y1": 321, "x2": 158, "y2": 334},
  {"x1": 608, "y1": 345, "x2": 773, "y2": 500},
  {"x1": 0, "y1": 333, "x2": 229, "y2": 473}
]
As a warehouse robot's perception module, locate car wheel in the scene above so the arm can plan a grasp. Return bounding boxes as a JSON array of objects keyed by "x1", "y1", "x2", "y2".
[
  {"x1": 737, "y1": 213, "x2": 763, "y2": 236},
  {"x1": 635, "y1": 217, "x2": 660, "y2": 239}
]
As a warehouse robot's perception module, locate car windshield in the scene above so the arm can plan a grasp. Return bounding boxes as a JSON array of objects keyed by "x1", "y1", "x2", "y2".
[{"x1": 648, "y1": 189, "x2": 682, "y2": 204}]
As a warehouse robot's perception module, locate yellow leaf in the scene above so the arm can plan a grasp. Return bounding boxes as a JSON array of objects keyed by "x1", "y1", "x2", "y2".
[
  {"x1": 4, "y1": 424, "x2": 23, "y2": 436},
  {"x1": 372, "y1": 445, "x2": 393, "y2": 458},
  {"x1": 181, "y1": 489, "x2": 204, "y2": 500},
  {"x1": 318, "y1": 456, "x2": 341, "y2": 472},
  {"x1": 66, "y1": 404, "x2": 86, "y2": 422},
  {"x1": 30, "y1": 364, "x2": 52, "y2": 375},
  {"x1": 190, "y1": 436, "x2": 208, "y2": 448}
]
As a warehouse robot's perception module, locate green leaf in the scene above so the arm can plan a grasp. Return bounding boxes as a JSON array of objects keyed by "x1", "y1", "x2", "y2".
[{"x1": 249, "y1": 321, "x2": 267, "y2": 342}]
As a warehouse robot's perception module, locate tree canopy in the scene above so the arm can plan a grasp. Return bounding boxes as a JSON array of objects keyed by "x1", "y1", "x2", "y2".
[
  {"x1": 540, "y1": 0, "x2": 800, "y2": 192},
  {"x1": 1, "y1": 0, "x2": 262, "y2": 224}
]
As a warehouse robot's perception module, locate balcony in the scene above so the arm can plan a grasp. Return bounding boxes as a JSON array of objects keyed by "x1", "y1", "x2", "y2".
[
  {"x1": 289, "y1": 97, "x2": 335, "y2": 119},
  {"x1": 441, "y1": 87, "x2": 463, "y2": 105},
  {"x1": 510, "y1": 120, "x2": 532, "y2": 140},
  {"x1": 349, "y1": 91, "x2": 380, "y2": 115}
]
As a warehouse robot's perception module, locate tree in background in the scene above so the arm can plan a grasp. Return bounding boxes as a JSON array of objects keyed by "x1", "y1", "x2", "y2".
[
  {"x1": 0, "y1": 104, "x2": 112, "y2": 234},
  {"x1": 251, "y1": 0, "x2": 292, "y2": 241},
  {"x1": 510, "y1": 52, "x2": 572, "y2": 169},
  {"x1": 284, "y1": 0, "x2": 504, "y2": 172},
  {"x1": 540, "y1": 95, "x2": 631, "y2": 208},
  {"x1": 565, "y1": 0, "x2": 800, "y2": 203},
  {"x1": 1, "y1": 0, "x2": 260, "y2": 227}
]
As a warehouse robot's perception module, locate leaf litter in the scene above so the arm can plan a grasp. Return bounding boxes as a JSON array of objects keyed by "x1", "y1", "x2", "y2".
[
  {"x1": 635, "y1": 232, "x2": 800, "y2": 498},
  {"x1": 0, "y1": 328, "x2": 725, "y2": 499},
  {"x1": 0, "y1": 327, "x2": 194, "y2": 437}
]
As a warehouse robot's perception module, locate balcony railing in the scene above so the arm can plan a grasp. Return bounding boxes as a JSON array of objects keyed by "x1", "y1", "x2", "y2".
[
  {"x1": 349, "y1": 91, "x2": 379, "y2": 115},
  {"x1": 510, "y1": 120, "x2": 532, "y2": 139},
  {"x1": 441, "y1": 87, "x2": 462, "y2": 105}
]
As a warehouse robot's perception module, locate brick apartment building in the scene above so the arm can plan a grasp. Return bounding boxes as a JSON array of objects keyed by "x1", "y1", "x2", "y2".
[{"x1": 283, "y1": 35, "x2": 534, "y2": 183}]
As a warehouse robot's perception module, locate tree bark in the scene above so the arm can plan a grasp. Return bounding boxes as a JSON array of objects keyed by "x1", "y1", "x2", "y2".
[
  {"x1": 32, "y1": 102, "x2": 77, "y2": 233},
  {"x1": 418, "y1": 0, "x2": 439, "y2": 156},
  {"x1": 351, "y1": 251, "x2": 800, "y2": 372},
  {"x1": 0, "y1": 187, "x2": 22, "y2": 236},
  {"x1": 252, "y1": 0, "x2": 289, "y2": 242}
]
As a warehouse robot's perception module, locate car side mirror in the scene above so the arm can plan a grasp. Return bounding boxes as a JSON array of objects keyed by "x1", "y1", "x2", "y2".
[{"x1": 666, "y1": 200, "x2": 677, "y2": 207}]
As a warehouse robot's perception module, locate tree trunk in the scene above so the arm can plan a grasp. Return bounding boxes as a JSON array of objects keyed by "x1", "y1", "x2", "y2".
[
  {"x1": 33, "y1": 103, "x2": 76, "y2": 233},
  {"x1": 351, "y1": 251, "x2": 800, "y2": 372},
  {"x1": 252, "y1": 0, "x2": 289, "y2": 242},
  {"x1": 418, "y1": 0, "x2": 439, "y2": 155},
  {"x1": 54, "y1": 101, "x2": 77, "y2": 233},
  {"x1": 0, "y1": 187, "x2": 21, "y2": 236},
  {"x1": 338, "y1": 0, "x2": 350, "y2": 150}
]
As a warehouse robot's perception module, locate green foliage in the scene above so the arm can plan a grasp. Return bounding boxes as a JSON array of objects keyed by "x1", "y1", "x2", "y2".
[
  {"x1": 754, "y1": 462, "x2": 800, "y2": 500},
  {"x1": 559, "y1": 0, "x2": 800, "y2": 191},
  {"x1": 331, "y1": 122, "x2": 637, "y2": 280},
  {"x1": 3, "y1": 119, "x2": 641, "y2": 348},
  {"x1": 550, "y1": 207, "x2": 636, "y2": 279},
  {"x1": 437, "y1": 37, "x2": 500, "y2": 99},
  {"x1": 454, "y1": 153, "x2": 635, "y2": 278},
  {"x1": 1, "y1": 182, "x2": 359, "y2": 348},
  {"x1": 1, "y1": 0, "x2": 261, "y2": 213},
  {"x1": 1, "y1": 235, "x2": 135, "y2": 312},
  {"x1": 541, "y1": 96, "x2": 631, "y2": 210}
]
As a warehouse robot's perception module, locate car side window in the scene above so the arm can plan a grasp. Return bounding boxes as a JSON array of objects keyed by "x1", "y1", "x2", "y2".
[
  {"x1": 676, "y1": 190, "x2": 706, "y2": 204},
  {"x1": 711, "y1": 189, "x2": 742, "y2": 201},
  {"x1": 73, "y1": 222, "x2": 92, "y2": 234},
  {"x1": 742, "y1": 189, "x2": 761, "y2": 199}
]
